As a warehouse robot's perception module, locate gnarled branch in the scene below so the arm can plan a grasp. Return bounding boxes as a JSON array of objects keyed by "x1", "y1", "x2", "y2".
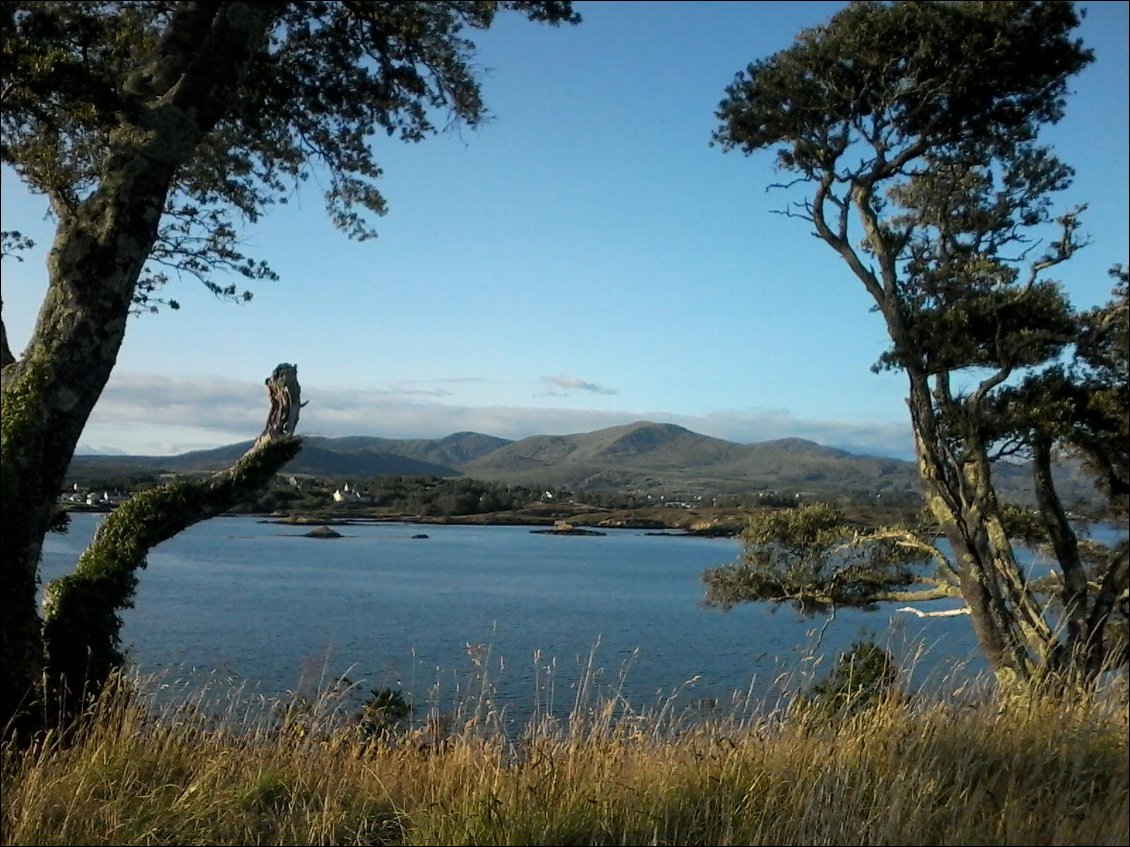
[{"x1": 41, "y1": 364, "x2": 305, "y2": 711}]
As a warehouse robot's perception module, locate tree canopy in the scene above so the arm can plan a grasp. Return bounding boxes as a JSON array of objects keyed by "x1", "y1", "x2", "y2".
[{"x1": 1, "y1": 1, "x2": 579, "y2": 307}]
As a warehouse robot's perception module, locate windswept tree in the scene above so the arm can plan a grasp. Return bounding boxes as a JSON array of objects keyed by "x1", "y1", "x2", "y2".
[
  {"x1": 711, "y1": 0, "x2": 1127, "y2": 690},
  {"x1": 702, "y1": 502, "x2": 948, "y2": 615},
  {"x1": 0, "y1": 0, "x2": 579, "y2": 733}
]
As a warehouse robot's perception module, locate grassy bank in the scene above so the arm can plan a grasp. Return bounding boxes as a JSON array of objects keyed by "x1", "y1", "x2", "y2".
[{"x1": 3, "y1": 663, "x2": 1127, "y2": 846}]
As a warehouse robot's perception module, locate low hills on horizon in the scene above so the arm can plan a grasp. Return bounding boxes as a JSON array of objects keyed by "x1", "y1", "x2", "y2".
[{"x1": 68, "y1": 419, "x2": 1101, "y2": 508}]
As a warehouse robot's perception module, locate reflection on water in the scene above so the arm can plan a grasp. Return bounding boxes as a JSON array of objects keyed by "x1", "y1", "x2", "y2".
[{"x1": 41, "y1": 513, "x2": 1121, "y2": 727}]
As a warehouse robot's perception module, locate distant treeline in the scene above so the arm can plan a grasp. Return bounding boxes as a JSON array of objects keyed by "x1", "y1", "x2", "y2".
[
  {"x1": 225, "y1": 475, "x2": 545, "y2": 517},
  {"x1": 63, "y1": 469, "x2": 931, "y2": 522}
]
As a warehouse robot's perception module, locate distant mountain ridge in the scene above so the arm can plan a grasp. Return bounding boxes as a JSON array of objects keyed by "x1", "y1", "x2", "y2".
[
  {"x1": 308, "y1": 431, "x2": 514, "y2": 467},
  {"x1": 453, "y1": 422, "x2": 914, "y2": 497},
  {"x1": 72, "y1": 441, "x2": 459, "y2": 479},
  {"x1": 67, "y1": 421, "x2": 920, "y2": 499},
  {"x1": 67, "y1": 420, "x2": 1101, "y2": 507}
]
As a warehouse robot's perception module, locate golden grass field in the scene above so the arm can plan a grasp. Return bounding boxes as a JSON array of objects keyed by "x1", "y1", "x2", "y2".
[{"x1": 3, "y1": 651, "x2": 1127, "y2": 847}]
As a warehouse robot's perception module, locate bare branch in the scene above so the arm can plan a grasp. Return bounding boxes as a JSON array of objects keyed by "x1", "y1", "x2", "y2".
[{"x1": 897, "y1": 605, "x2": 970, "y2": 618}]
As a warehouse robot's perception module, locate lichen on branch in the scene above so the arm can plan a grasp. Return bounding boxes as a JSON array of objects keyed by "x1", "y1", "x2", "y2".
[{"x1": 41, "y1": 365, "x2": 304, "y2": 708}]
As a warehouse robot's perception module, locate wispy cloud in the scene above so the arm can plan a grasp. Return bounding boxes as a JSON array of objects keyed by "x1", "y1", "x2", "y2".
[
  {"x1": 79, "y1": 371, "x2": 914, "y2": 459},
  {"x1": 541, "y1": 375, "x2": 618, "y2": 395}
]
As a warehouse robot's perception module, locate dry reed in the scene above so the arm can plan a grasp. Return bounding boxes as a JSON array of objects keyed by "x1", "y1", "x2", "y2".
[{"x1": 3, "y1": 653, "x2": 1127, "y2": 846}]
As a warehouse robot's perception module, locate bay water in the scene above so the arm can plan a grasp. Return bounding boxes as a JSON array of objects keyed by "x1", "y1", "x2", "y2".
[{"x1": 42, "y1": 513, "x2": 1119, "y2": 728}]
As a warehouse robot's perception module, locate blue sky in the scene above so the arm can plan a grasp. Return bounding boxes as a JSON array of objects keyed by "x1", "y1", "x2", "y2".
[{"x1": 3, "y1": 1, "x2": 1127, "y2": 458}]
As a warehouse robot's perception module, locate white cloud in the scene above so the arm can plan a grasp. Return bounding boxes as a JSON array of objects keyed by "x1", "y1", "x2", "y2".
[{"x1": 80, "y1": 371, "x2": 914, "y2": 458}]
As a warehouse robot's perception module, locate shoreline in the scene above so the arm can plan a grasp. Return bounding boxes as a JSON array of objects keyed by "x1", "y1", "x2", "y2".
[
  {"x1": 253, "y1": 513, "x2": 739, "y2": 538},
  {"x1": 58, "y1": 504, "x2": 739, "y2": 537},
  {"x1": 62, "y1": 504, "x2": 1127, "y2": 543}
]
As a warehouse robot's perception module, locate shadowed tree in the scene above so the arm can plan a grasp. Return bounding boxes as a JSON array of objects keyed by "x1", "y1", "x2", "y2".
[
  {"x1": 1, "y1": 0, "x2": 579, "y2": 733},
  {"x1": 711, "y1": 0, "x2": 1126, "y2": 690},
  {"x1": 702, "y1": 502, "x2": 950, "y2": 615}
]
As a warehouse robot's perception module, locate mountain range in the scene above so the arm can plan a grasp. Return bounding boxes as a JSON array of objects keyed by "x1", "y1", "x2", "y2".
[{"x1": 67, "y1": 420, "x2": 1100, "y2": 506}]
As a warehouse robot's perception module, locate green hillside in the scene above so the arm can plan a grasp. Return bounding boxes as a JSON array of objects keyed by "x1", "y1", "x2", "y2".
[{"x1": 67, "y1": 420, "x2": 1104, "y2": 511}]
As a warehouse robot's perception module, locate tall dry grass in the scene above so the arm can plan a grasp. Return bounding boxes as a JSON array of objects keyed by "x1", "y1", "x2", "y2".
[{"x1": 3, "y1": 657, "x2": 1127, "y2": 846}]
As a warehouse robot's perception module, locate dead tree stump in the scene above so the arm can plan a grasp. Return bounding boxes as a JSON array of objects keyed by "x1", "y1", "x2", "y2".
[{"x1": 260, "y1": 362, "x2": 304, "y2": 444}]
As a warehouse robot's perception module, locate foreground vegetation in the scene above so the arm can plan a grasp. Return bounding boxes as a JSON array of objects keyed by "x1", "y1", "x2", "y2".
[{"x1": 4, "y1": 659, "x2": 1127, "y2": 847}]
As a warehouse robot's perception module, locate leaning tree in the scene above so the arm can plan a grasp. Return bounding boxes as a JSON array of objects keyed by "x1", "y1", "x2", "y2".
[
  {"x1": 0, "y1": 0, "x2": 579, "y2": 734},
  {"x1": 710, "y1": 0, "x2": 1127, "y2": 690}
]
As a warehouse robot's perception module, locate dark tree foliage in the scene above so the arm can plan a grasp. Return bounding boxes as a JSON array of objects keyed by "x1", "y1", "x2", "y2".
[
  {"x1": 0, "y1": 1, "x2": 579, "y2": 734},
  {"x1": 712, "y1": 0, "x2": 1126, "y2": 690},
  {"x1": 702, "y1": 502, "x2": 942, "y2": 614},
  {"x1": 230, "y1": 474, "x2": 540, "y2": 517}
]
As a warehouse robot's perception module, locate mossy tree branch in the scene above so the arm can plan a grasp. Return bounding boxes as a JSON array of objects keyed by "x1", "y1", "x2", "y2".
[{"x1": 40, "y1": 365, "x2": 304, "y2": 711}]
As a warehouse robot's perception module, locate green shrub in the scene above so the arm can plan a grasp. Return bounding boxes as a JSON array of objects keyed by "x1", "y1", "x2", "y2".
[{"x1": 808, "y1": 639, "x2": 900, "y2": 715}]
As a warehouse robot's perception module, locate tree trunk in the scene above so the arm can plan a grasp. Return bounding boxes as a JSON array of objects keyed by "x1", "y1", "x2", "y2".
[
  {"x1": 905, "y1": 373, "x2": 1036, "y2": 687},
  {"x1": 0, "y1": 2, "x2": 276, "y2": 735},
  {"x1": 2, "y1": 198, "x2": 173, "y2": 735},
  {"x1": 1032, "y1": 435, "x2": 1096, "y2": 675}
]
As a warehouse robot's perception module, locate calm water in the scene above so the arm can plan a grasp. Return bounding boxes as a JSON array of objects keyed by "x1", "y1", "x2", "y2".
[{"x1": 42, "y1": 513, "x2": 1120, "y2": 726}]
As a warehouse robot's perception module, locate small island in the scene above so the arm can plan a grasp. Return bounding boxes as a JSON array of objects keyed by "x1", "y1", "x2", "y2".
[
  {"x1": 531, "y1": 521, "x2": 606, "y2": 537},
  {"x1": 265, "y1": 516, "x2": 357, "y2": 526},
  {"x1": 303, "y1": 525, "x2": 343, "y2": 539}
]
